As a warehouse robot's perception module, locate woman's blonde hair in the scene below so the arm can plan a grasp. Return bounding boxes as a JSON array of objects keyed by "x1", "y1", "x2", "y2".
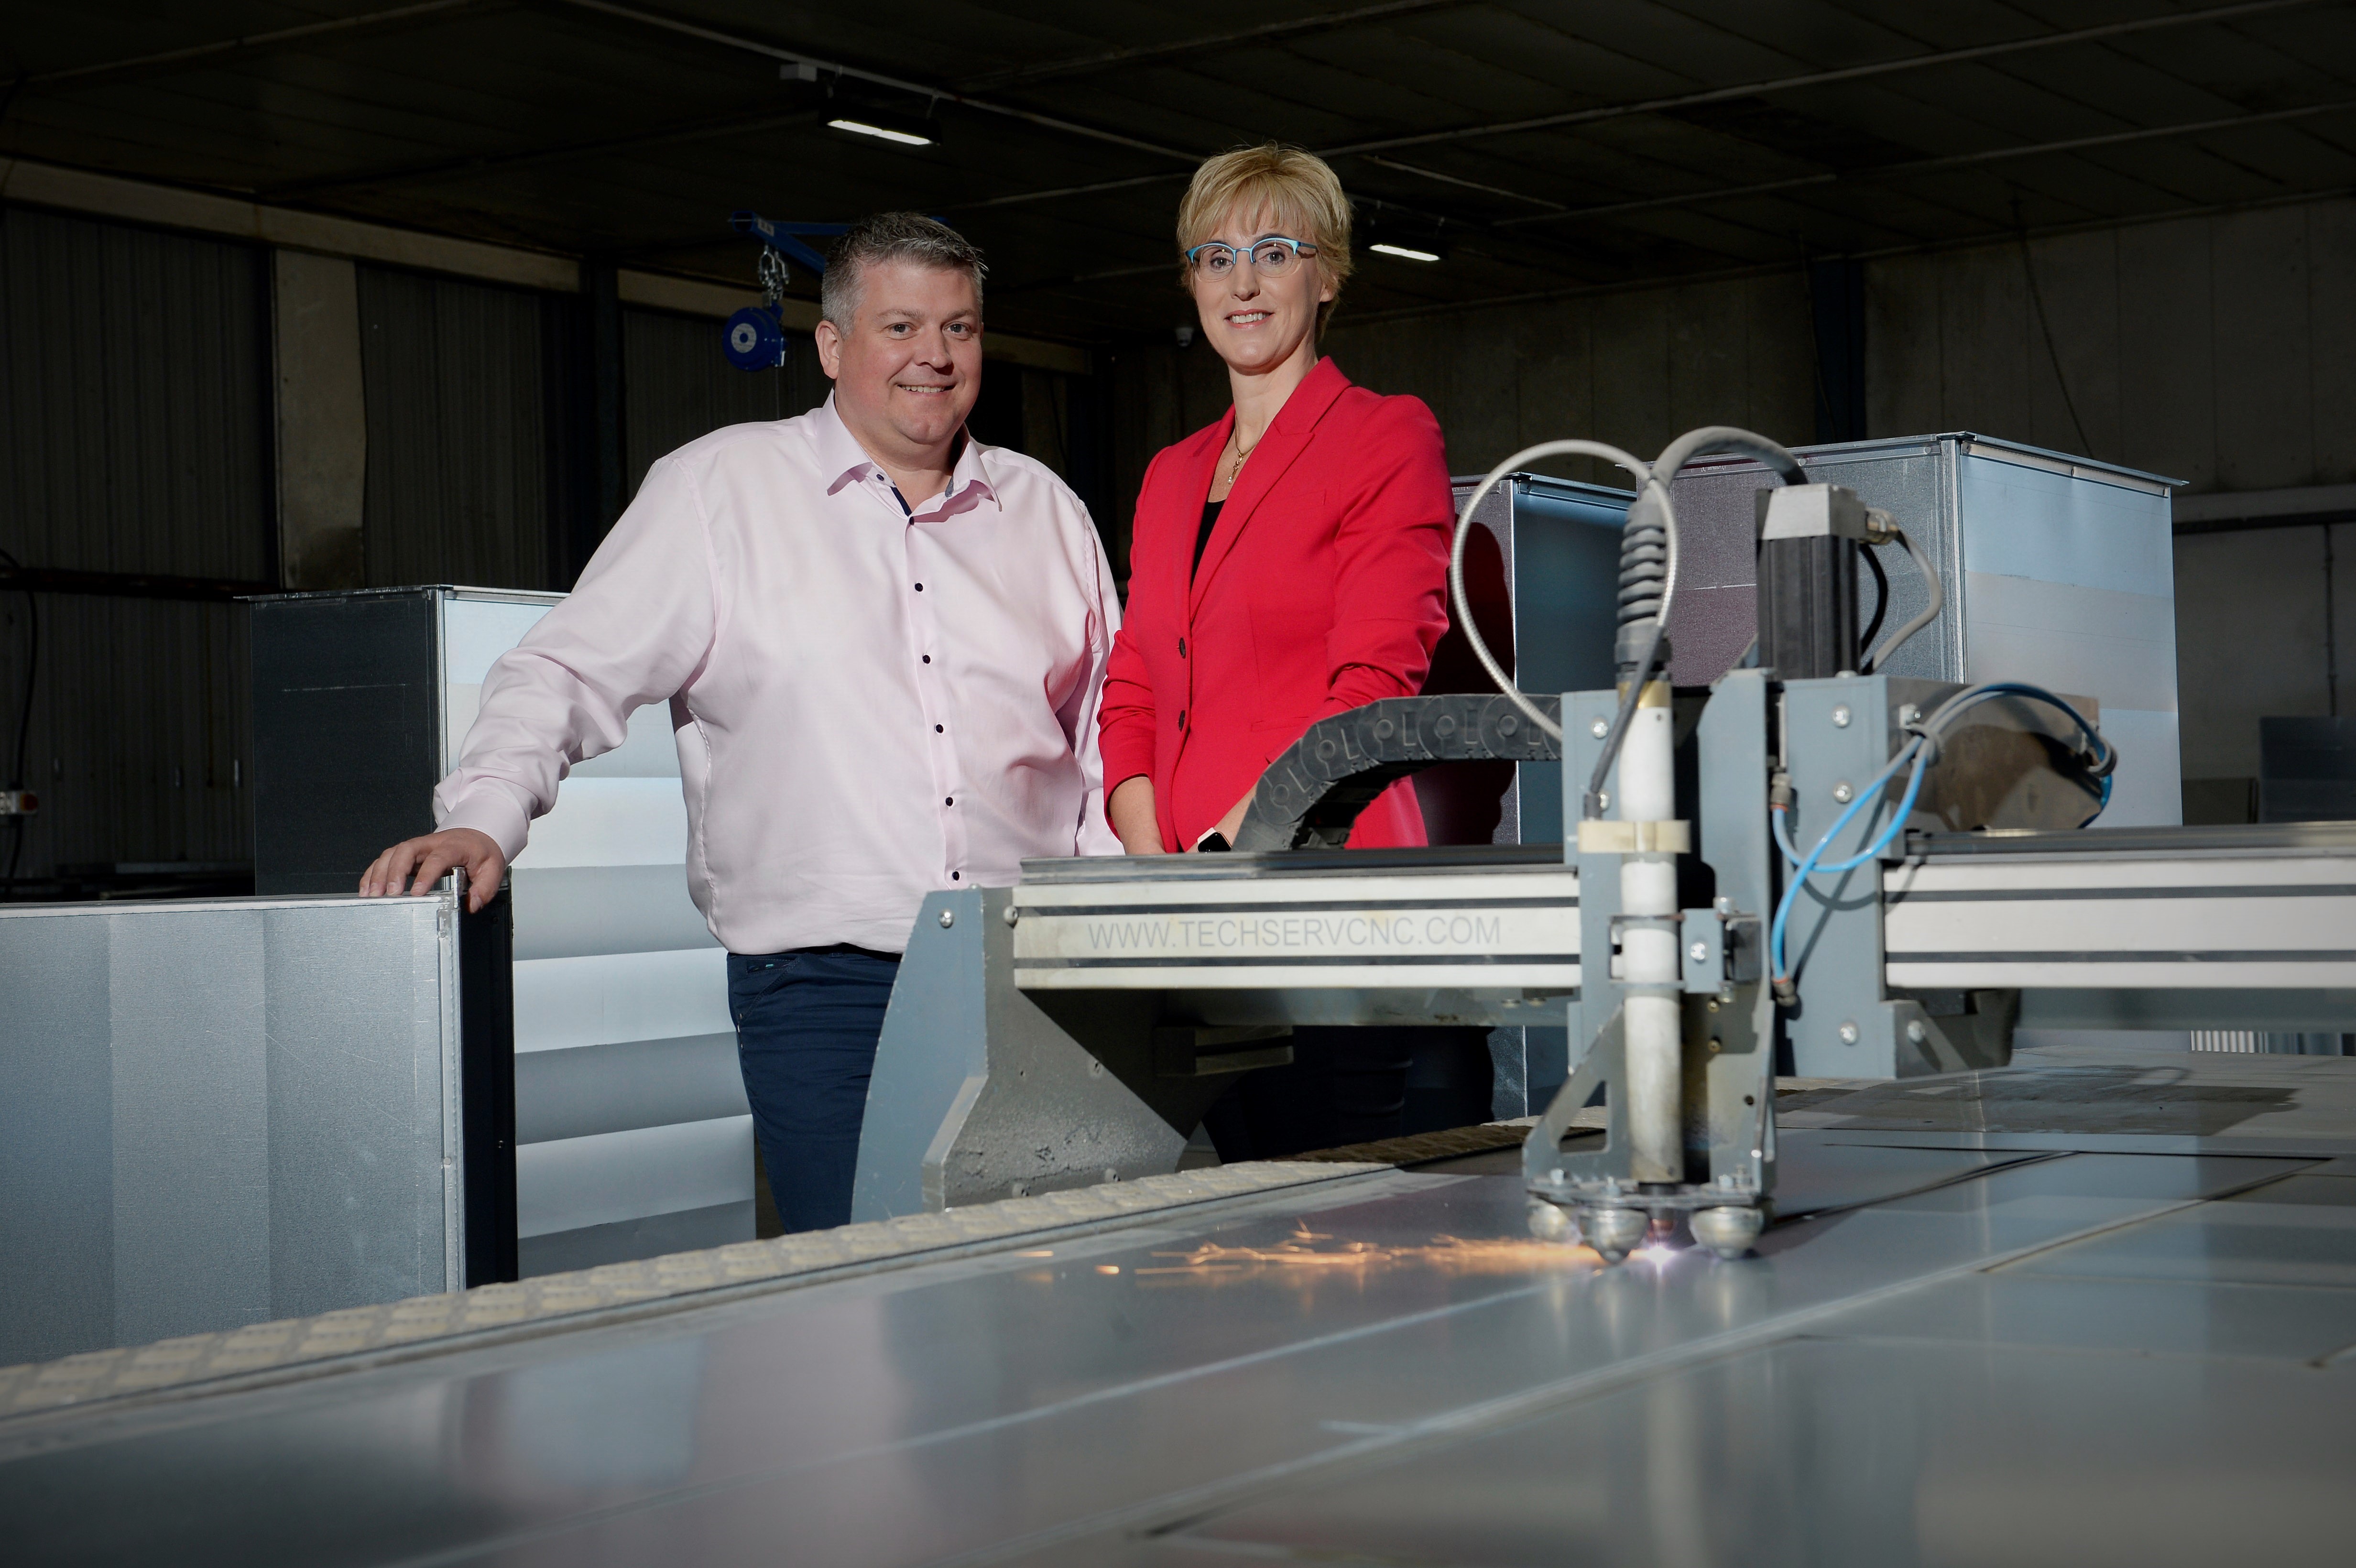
[{"x1": 1177, "y1": 143, "x2": 1353, "y2": 334}]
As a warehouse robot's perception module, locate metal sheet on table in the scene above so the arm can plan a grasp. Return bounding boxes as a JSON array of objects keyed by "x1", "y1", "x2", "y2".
[
  {"x1": 1817, "y1": 1271, "x2": 2356, "y2": 1362},
  {"x1": 1162, "y1": 1338, "x2": 2356, "y2": 1568},
  {"x1": 2003, "y1": 1169, "x2": 2356, "y2": 1289},
  {"x1": 0, "y1": 1143, "x2": 2299, "y2": 1567}
]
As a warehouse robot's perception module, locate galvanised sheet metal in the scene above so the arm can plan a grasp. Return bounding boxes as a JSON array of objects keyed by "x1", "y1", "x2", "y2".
[
  {"x1": 0, "y1": 1131, "x2": 2332, "y2": 1567},
  {"x1": 0, "y1": 893, "x2": 460, "y2": 1367}
]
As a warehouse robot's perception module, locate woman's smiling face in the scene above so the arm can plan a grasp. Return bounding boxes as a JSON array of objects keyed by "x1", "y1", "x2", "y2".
[{"x1": 1189, "y1": 201, "x2": 1335, "y2": 377}]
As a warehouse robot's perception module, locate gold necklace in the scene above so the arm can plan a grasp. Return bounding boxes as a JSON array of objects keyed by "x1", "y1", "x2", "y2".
[{"x1": 1226, "y1": 425, "x2": 1259, "y2": 486}]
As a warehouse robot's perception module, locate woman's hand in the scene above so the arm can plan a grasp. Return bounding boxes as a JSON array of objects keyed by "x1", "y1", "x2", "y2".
[{"x1": 1108, "y1": 776, "x2": 1165, "y2": 854}]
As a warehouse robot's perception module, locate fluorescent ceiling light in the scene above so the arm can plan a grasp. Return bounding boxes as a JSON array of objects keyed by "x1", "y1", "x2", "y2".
[
  {"x1": 1369, "y1": 242, "x2": 1441, "y2": 262},
  {"x1": 829, "y1": 118, "x2": 932, "y2": 146}
]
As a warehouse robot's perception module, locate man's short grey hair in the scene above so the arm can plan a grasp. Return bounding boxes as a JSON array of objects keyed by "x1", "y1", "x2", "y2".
[{"x1": 819, "y1": 212, "x2": 987, "y2": 328}]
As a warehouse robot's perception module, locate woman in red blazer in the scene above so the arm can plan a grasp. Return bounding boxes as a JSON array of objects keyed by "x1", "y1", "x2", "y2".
[
  {"x1": 1098, "y1": 144, "x2": 1458, "y2": 1158},
  {"x1": 1100, "y1": 153, "x2": 1454, "y2": 857}
]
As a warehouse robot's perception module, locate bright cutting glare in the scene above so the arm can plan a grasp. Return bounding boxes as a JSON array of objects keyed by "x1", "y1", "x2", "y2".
[
  {"x1": 829, "y1": 118, "x2": 932, "y2": 146},
  {"x1": 1369, "y1": 242, "x2": 1441, "y2": 262}
]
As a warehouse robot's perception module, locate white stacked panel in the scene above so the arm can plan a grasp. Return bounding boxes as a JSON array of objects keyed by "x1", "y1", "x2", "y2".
[{"x1": 438, "y1": 594, "x2": 747, "y2": 1276}]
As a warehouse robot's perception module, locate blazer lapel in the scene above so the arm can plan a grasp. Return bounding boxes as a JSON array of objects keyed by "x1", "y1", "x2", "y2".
[
  {"x1": 1188, "y1": 359, "x2": 1352, "y2": 616},
  {"x1": 1164, "y1": 408, "x2": 1232, "y2": 601}
]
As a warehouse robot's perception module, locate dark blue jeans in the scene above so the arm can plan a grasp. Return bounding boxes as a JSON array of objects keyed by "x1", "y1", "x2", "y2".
[{"x1": 727, "y1": 947, "x2": 901, "y2": 1233}]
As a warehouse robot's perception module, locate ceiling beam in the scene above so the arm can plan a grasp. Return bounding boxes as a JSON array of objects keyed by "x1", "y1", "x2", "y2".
[
  {"x1": 950, "y1": 0, "x2": 2338, "y2": 214},
  {"x1": 1497, "y1": 98, "x2": 2356, "y2": 229},
  {"x1": 12, "y1": 0, "x2": 493, "y2": 90},
  {"x1": 262, "y1": 103, "x2": 834, "y2": 201},
  {"x1": 541, "y1": 0, "x2": 1202, "y2": 163},
  {"x1": 954, "y1": 0, "x2": 1465, "y2": 93},
  {"x1": 1318, "y1": 0, "x2": 2335, "y2": 159}
]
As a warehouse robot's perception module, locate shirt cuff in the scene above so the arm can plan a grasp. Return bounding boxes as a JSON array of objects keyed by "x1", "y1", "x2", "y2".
[{"x1": 435, "y1": 784, "x2": 533, "y2": 867}]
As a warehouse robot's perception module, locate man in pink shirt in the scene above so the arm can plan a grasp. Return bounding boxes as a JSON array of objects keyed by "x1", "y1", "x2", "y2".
[{"x1": 360, "y1": 214, "x2": 1122, "y2": 1231}]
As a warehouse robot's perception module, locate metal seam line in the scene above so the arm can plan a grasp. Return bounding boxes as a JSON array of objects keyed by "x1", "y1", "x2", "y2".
[{"x1": 1494, "y1": 99, "x2": 2356, "y2": 228}]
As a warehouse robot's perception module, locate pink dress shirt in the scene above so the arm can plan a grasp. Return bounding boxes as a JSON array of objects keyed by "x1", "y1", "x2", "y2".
[{"x1": 434, "y1": 396, "x2": 1123, "y2": 955}]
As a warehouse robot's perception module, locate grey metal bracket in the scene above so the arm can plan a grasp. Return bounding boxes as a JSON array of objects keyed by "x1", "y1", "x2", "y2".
[
  {"x1": 1779, "y1": 675, "x2": 2018, "y2": 1077},
  {"x1": 1233, "y1": 693, "x2": 1562, "y2": 851},
  {"x1": 851, "y1": 888, "x2": 1243, "y2": 1221}
]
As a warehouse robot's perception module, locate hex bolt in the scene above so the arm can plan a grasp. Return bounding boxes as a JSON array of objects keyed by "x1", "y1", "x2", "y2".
[
  {"x1": 1838, "y1": 1020, "x2": 1860, "y2": 1045},
  {"x1": 1688, "y1": 940, "x2": 1709, "y2": 963},
  {"x1": 1897, "y1": 703, "x2": 1921, "y2": 726},
  {"x1": 1906, "y1": 1020, "x2": 1929, "y2": 1045},
  {"x1": 939, "y1": 908, "x2": 956, "y2": 928},
  {"x1": 1831, "y1": 781, "x2": 1854, "y2": 803},
  {"x1": 1003, "y1": 904, "x2": 1020, "y2": 925},
  {"x1": 1590, "y1": 718, "x2": 1609, "y2": 738},
  {"x1": 1832, "y1": 703, "x2": 1852, "y2": 728}
]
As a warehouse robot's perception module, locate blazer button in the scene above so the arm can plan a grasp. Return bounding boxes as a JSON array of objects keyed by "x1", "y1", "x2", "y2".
[
  {"x1": 1178, "y1": 710, "x2": 1187, "y2": 731},
  {"x1": 1178, "y1": 637, "x2": 1187, "y2": 657}
]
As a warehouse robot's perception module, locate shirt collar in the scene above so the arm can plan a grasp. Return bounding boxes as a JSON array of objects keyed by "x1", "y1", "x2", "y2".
[{"x1": 816, "y1": 393, "x2": 1001, "y2": 518}]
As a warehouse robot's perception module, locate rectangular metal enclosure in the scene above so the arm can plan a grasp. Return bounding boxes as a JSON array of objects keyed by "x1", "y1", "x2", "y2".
[
  {"x1": 250, "y1": 588, "x2": 747, "y2": 1276},
  {"x1": 1662, "y1": 433, "x2": 2182, "y2": 826},
  {"x1": 1438, "y1": 472, "x2": 1632, "y2": 851},
  {"x1": 0, "y1": 889, "x2": 510, "y2": 1367}
]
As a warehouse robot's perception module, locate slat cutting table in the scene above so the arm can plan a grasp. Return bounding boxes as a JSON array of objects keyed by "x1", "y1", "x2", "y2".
[{"x1": 5, "y1": 1044, "x2": 2356, "y2": 1567}]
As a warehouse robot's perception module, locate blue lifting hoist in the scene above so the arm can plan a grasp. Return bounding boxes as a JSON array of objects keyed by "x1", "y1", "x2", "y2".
[{"x1": 722, "y1": 212, "x2": 848, "y2": 370}]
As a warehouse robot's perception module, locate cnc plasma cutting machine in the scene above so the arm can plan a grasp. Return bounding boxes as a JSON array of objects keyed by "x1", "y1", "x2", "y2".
[{"x1": 852, "y1": 425, "x2": 2356, "y2": 1258}]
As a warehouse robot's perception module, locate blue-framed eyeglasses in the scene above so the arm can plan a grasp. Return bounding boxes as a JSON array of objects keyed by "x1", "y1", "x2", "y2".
[{"x1": 1185, "y1": 236, "x2": 1320, "y2": 278}]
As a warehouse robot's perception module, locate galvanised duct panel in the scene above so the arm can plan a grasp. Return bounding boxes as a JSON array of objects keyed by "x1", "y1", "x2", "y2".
[
  {"x1": 357, "y1": 265, "x2": 559, "y2": 591},
  {"x1": 621, "y1": 307, "x2": 826, "y2": 501},
  {"x1": 0, "y1": 206, "x2": 272, "y2": 581},
  {"x1": 1665, "y1": 434, "x2": 2182, "y2": 827},
  {"x1": 0, "y1": 893, "x2": 468, "y2": 1366}
]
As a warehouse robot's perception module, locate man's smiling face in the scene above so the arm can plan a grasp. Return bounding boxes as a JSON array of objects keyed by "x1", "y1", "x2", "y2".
[{"x1": 818, "y1": 257, "x2": 983, "y2": 461}]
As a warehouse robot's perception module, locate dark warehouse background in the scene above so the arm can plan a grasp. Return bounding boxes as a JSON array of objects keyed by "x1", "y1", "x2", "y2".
[{"x1": 1, "y1": 0, "x2": 2352, "y2": 893}]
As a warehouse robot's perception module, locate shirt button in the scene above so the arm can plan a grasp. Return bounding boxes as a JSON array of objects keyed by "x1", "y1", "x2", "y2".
[
  {"x1": 935, "y1": 724, "x2": 944, "y2": 733},
  {"x1": 950, "y1": 871, "x2": 960, "y2": 881},
  {"x1": 915, "y1": 583, "x2": 924, "y2": 591},
  {"x1": 922, "y1": 654, "x2": 931, "y2": 664},
  {"x1": 945, "y1": 796, "x2": 954, "y2": 806}
]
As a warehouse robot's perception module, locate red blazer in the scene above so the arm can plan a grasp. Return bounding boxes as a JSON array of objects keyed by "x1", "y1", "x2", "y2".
[{"x1": 1100, "y1": 357, "x2": 1454, "y2": 851}]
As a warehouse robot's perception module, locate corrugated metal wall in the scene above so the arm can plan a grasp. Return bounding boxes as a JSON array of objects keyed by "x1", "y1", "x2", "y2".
[
  {"x1": 357, "y1": 265, "x2": 564, "y2": 591},
  {"x1": 0, "y1": 207, "x2": 273, "y2": 579},
  {"x1": 1865, "y1": 199, "x2": 2356, "y2": 494},
  {"x1": 622, "y1": 307, "x2": 826, "y2": 499},
  {"x1": 0, "y1": 206, "x2": 270, "y2": 884}
]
